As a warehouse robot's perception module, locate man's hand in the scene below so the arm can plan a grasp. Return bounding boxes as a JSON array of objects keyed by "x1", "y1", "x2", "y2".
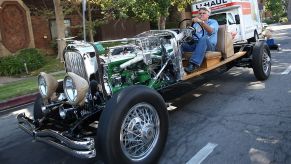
[{"x1": 192, "y1": 17, "x2": 203, "y2": 23}]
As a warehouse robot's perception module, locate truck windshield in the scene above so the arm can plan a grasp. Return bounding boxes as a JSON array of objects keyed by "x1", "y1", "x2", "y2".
[{"x1": 209, "y1": 13, "x2": 226, "y2": 25}]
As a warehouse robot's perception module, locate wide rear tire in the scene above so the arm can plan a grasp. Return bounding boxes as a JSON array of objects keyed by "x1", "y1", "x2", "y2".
[
  {"x1": 97, "y1": 85, "x2": 169, "y2": 164},
  {"x1": 252, "y1": 41, "x2": 271, "y2": 81}
]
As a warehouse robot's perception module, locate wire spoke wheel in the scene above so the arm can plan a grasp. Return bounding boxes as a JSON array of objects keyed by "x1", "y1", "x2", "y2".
[
  {"x1": 252, "y1": 41, "x2": 271, "y2": 81},
  {"x1": 262, "y1": 49, "x2": 271, "y2": 75},
  {"x1": 120, "y1": 102, "x2": 160, "y2": 161},
  {"x1": 97, "y1": 85, "x2": 168, "y2": 164}
]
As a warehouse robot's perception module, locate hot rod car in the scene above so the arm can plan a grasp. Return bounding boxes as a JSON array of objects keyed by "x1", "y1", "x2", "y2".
[{"x1": 17, "y1": 21, "x2": 271, "y2": 163}]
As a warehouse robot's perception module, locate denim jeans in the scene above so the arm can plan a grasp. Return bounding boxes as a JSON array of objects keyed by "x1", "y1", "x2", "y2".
[{"x1": 181, "y1": 36, "x2": 216, "y2": 66}]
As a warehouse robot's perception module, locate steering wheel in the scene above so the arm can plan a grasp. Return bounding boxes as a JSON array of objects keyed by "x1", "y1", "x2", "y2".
[{"x1": 178, "y1": 19, "x2": 205, "y2": 42}]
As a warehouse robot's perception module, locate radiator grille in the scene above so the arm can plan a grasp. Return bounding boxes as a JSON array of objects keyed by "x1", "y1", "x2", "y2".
[{"x1": 64, "y1": 51, "x2": 88, "y2": 80}]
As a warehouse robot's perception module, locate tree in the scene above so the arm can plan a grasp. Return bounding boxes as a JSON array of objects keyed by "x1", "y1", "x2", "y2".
[
  {"x1": 265, "y1": 0, "x2": 284, "y2": 20},
  {"x1": 157, "y1": 0, "x2": 171, "y2": 30},
  {"x1": 171, "y1": 0, "x2": 194, "y2": 28},
  {"x1": 130, "y1": 0, "x2": 159, "y2": 21},
  {"x1": 53, "y1": 0, "x2": 66, "y2": 61}
]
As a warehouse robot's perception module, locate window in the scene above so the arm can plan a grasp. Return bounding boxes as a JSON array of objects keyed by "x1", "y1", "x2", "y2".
[
  {"x1": 227, "y1": 13, "x2": 236, "y2": 25},
  {"x1": 209, "y1": 13, "x2": 226, "y2": 25},
  {"x1": 49, "y1": 19, "x2": 71, "y2": 39}
]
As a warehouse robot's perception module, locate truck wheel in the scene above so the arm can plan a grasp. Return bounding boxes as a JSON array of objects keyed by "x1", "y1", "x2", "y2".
[
  {"x1": 97, "y1": 85, "x2": 169, "y2": 164},
  {"x1": 33, "y1": 94, "x2": 44, "y2": 120},
  {"x1": 252, "y1": 41, "x2": 271, "y2": 80}
]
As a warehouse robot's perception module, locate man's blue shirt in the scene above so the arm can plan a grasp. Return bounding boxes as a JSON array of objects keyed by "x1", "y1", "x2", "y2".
[{"x1": 193, "y1": 18, "x2": 219, "y2": 47}]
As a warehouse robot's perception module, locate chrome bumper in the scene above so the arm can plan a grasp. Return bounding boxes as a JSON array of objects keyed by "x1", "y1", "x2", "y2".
[{"x1": 17, "y1": 113, "x2": 96, "y2": 159}]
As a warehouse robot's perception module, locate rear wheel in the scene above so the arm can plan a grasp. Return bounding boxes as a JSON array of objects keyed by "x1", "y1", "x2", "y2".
[
  {"x1": 252, "y1": 41, "x2": 271, "y2": 80},
  {"x1": 97, "y1": 85, "x2": 168, "y2": 164}
]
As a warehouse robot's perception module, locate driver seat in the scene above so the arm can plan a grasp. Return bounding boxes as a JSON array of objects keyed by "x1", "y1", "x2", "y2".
[{"x1": 183, "y1": 25, "x2": 234, "y2": 68}]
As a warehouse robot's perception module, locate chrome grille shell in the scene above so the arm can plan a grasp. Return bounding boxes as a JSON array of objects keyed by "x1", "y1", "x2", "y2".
[
  {"x1": 64, "y1": 50, "x2": 88, "y2": 80},
  {"x1": 63, "y1": 42, "x2": 98, "y2": 82}
]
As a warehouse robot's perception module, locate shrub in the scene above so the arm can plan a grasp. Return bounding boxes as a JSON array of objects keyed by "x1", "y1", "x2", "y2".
[
  {"x1": 279, "y1": 17, "x2": 288, "y2": 23},
  {"x1": 263, "y1": 18, "x2": 276, "y2": 24},
  {"x1": 0, "y1": 48, "x2": 46, "y2": 76}
]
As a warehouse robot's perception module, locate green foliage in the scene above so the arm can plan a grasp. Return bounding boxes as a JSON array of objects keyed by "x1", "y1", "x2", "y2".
[
  {"x1": 30, "y1": 55, "x2": 64, "y2": 76},
  {"x1": 171, "y1": 0, "x2": 193, "y2": 12},
  {"x1": 50, "y1": 40, "x2": 58, "y2": 52},
  {"x1": 131, "y1": 0, "x2": 159, "y2": 21},
  {"x1": 279, "y1": 17, "x2": 288, "y2": 23},
  {"x1": 263, "y1": 17, "x2": 277, "y2": 24},
  {"x1": 265, "y1": 0, "x2": 284, "y2": 17},
  {"x1": 0, "y1": 48, "x2": 46, "y2": 76},
  {"x1": 158, "y1": 0, "x2": 171, "y2": 17}
]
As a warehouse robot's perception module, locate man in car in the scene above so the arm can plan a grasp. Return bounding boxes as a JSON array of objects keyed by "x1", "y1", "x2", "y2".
[{"x1": 182, "y1": 6, "x2": 219, "y2": 73}]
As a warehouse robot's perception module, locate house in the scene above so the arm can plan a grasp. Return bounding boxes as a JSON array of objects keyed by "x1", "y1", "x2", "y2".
[{"x1": 0, "y1": 0, "x2": 149, "y2": 57}]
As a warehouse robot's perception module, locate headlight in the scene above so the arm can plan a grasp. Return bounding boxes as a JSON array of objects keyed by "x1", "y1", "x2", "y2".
[
  {"x1": 38, "y1": 75, "x2": 47, "y2": 96},
  {"x1": 38, "y1": 72, "x2": 58, "y2": 99},
  {"x1": 64, "y1": 76, "x2": 77, "y2": 102},
  {"x1": 63, "y1": 72, "x2": 89, "y2": 106}
]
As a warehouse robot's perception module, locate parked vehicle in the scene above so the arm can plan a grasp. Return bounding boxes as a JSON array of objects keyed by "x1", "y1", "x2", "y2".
[
  {"x1": 17, "y1": 17, "x2": 271, "y2": 163},
  {"x1": 192, "y1": 0, "x2": 263, "y2": 43}
]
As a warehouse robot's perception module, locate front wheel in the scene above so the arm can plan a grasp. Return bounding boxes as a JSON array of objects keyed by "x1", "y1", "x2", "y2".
[
  {"x1": 252, "y1": 41, "x2": 271, "y2": 80},
  {"x1": 97, "y1": 85, "x2": 169, "y2": 164},
  {"x1": 33, "y1": 94, "x2": 44, "y2": 120}
]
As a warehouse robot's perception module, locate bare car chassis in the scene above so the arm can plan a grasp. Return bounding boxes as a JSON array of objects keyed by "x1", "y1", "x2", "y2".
[{"x1": 17, "y1": 24, "x2": 271, "y2": 163}]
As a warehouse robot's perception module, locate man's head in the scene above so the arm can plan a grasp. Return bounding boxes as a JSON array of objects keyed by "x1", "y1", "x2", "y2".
[{"x1": 198, "y1": 6, "x2": 211, "y2": 21}]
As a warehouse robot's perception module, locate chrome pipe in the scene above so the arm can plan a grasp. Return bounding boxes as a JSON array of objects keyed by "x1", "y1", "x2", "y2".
[
  {"x1": 17, "y1": 113, "x2": 35, "y2": 136},
  {"x1": 36, "y1": 129, "x2": 95, "y2": 150},
  {"x1": 17, "y1": 113, "x2": 96, "y2": 159},
  {"x1": 41, "y1": 102, "x2": 62, "y2": 114},
  {"x1": 36, "y1": 137, "x2": 96, "y2": 159}
]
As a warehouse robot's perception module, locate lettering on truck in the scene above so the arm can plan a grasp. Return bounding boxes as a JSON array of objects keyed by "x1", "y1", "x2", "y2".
[{"x1": 193, "y1": 0, "x2": 228, "y2": 10}]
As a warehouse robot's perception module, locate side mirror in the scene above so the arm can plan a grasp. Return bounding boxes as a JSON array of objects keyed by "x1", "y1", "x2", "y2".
[{"x1": 235, "y1": 15, "x2": 240, "y2": 24}]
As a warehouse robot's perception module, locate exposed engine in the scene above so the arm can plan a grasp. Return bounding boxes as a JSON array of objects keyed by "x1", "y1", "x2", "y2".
[
  {"x1": 63, "y1": 30, "x2": 186, "y2": 98},
  {"x1": 34, "y1": 29, "x2": 189, "y2": 129}
]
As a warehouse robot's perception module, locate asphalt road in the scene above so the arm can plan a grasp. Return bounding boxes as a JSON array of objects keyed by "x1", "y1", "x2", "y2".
[{"x1": 1, "y1": 23, "x2": 291, "y2": 164}]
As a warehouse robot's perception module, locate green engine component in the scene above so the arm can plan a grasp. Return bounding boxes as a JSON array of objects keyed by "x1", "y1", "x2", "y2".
[
  {"x1": 107, "y1": 59, "x2": 155, "y2": 94},
  {"x1": 93, "y1": 42, "x2": 105, "y2": 55},
  {"x1": 137, "y1": 71, "x2": 151, "y2": 83},
  {"x1": 105, "y1": 46, "x2": 174, "y2": 94}
]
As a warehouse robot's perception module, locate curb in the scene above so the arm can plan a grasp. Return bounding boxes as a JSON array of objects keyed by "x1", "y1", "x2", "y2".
[{"x1": 0, "y1": 93, "x2": 38, "y2": 111}]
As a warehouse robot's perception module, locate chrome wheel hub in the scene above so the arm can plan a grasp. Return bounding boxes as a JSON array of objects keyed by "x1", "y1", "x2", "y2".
[
  {"x1": 262, "y1": 49, "x2": 271, "y2": 74},
  {"x1": 120, "y1": 103, "x2": 160, "y2": 161},
  {"x1": 141, "y1": 124, "x2": 154, "y2": 143}
]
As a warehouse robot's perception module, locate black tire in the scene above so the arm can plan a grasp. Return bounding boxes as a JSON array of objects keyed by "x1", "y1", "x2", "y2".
[
  {"x1": 97, "y1": 85, "x2": 169, "y2": 164},
  {"x1": 252, "y1": 41, "x2": 271, "y2": 81},
  {"x1": 33, "y1": 94, "x2": 44, "y2": 120}
]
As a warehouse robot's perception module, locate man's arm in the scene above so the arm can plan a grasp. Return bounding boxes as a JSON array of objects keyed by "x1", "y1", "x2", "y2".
[{"x1": 192, "y1": 17, "x2": 213, "y2": 34}]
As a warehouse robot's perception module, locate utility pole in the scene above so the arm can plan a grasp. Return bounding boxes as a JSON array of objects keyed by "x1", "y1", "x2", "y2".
[{"x1": 82, "y1": 0, "x2": 86, "y2": 41}]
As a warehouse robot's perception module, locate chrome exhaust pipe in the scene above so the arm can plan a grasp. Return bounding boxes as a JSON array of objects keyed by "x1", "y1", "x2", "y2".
[
  {"x1": 36, "y1": 137, "x2": 96, "y2": 158},
  {"x1": 17, "y1": 113, "x2": 96, "y2": 159},
  {"x1": 36, "y1": 129, "x2": 95, "y2": 150}
]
